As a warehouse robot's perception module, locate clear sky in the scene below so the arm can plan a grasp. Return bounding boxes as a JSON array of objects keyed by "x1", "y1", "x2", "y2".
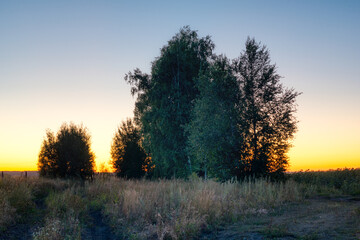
[{"x1": 0, "y1": 0, "x2": 359, "y2": 171}]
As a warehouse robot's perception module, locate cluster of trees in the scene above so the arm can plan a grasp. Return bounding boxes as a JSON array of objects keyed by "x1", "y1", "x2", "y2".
[
  {"x1": 38, "y1": 26, "x2": 299, "y2": 181},
  {"x1": 125, "y1": 26, "x2": 300, "y2": 180},
  {"x1": 37, "y1": 120, "x2": 148, "y2": 180}
]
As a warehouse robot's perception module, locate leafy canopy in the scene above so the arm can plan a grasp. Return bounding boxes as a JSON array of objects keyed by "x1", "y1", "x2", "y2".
[
  {"x1": 125, "y1": 26, "x2": 214, "y2": 178},
  {"x1": 125, "y1": 28, "x2": 300, "y2": 180},
  {"x1": 187, "y1": 55, "x2": 240, "y2": 180}
]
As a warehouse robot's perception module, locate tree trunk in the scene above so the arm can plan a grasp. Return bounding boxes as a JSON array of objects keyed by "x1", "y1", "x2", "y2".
[
  {"x1": 204, "y1": 155, "x2": 207, "y2": 180},
  {"x1": 188, "y1": 156, "x2": 192, "y2": 174}
]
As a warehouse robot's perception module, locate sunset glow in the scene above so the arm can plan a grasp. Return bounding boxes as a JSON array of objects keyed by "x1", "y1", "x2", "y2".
[{"x1": 1, "y1": 1, "x2": 359, "y2": 172}]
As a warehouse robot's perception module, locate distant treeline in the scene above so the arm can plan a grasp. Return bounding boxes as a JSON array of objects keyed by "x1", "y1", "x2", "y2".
[{"x1": 38, "y1": 26, "x2": 300, "y2": 181}]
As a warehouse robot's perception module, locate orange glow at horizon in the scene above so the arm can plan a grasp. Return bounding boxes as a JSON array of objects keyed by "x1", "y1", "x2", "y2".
[
  {"x1": 1, "y1": 90, "x2": 359, "y2": 173},
  {"x1": 1, "y1": 145, "x2": 359, "y2": 172},
  {"x1": 287, "y1": 107, "x2": 360, "y2": 171},
  {"x1": 1, "y1": 113, "x2": 359, "y2": 172},
  {"x1": 1, "y1": 156, "x2": 359, "y2": 172},
  {"x1": 1, "y1": 116, "x2": 359, "y2": 172}
]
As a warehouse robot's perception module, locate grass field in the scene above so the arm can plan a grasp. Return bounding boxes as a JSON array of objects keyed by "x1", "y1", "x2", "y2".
[{"x1": 0, "y1": 169, "x2": 359, "y2": 240}]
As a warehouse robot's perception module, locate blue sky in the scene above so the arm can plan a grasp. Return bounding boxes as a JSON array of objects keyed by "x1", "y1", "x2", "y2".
[{"x1": 0, "y1": 0, "x2": 359, "y2": 170}]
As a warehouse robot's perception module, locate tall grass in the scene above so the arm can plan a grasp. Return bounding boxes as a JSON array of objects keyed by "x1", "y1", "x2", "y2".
[
  {"x1": 1, "y1": 168, "x2": 358, "y2": 239},
  {"x1": 0, "y1": 176, "x2": 78, "y2": 239},
  {"x1": 0, "y1": 189, "x2": 16, "y2": 231},
  {"x1": 87, "y1": 177, "x2": 302, "y2": 239},
  {"x1": 0, "y1": 176, "x2": 37, "y2": 229},
  {"x1": 290, "y1": 168, "x2": 360, "y2": 196},
  {"x1": 33, "y1": 183, "x2": 84, "y2": 240}
]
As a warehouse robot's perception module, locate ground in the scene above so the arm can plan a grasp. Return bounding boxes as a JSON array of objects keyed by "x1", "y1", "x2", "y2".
[
  {"x1": 1, "y1": 196, "x2": 359, "y2": 239},
  {"x1": 203, "y1": 197, "x2": 360, "y2": 240}
]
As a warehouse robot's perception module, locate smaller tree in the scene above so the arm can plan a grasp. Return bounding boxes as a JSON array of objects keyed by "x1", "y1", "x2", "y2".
[
  {"x1": 111, "y1": 119, "x2": 149, "y2": 179},
  {"x1": 38, "y1": 130, "x2": 57, "y2": 178},
  {"x1": 233, "y1": 38, "x2": 300, "y2": 179},
  {"x1": 38, "y1": 123, "x2": 95, "y2": 180}
]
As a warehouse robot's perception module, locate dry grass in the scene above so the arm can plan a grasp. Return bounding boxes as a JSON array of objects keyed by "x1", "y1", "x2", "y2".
[
  {"x1": 0, "y1": 176, "x2": 36, "y2": 228},
  {"x1": 290, "y1": 168, "x2": 360, "y2": 196},
  {"x1": 87, "y1": 177, "x2": 303, "y2": 239},
  {"x1": 0, "y1": 168, "x2": 359, "y2": 239}
]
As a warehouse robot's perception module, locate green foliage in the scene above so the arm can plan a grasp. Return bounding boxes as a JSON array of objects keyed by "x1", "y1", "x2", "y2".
[
  {"x1": 125, "y1": 26, "x2": 214, "y2": 178},
  {"x1": 111, "y1": 119, "x2": 148, "y2": 179},
  {"x1": 187, "y1": 38, "x2": 299, "y2": 180},
  {"x1": 126, "y1": 28, "x2": 299, "y2": 180},
  {"x1": 187, "y1": 55, "x2": 240, "y2": 180},
  {"x1": 38, "y1": 122, "x2": 95, "y2": 180}
]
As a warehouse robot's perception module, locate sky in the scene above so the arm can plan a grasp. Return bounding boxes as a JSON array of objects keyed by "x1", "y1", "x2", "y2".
[{"x1": 0, "y1": 0, "x2": 359, "y2": 171}]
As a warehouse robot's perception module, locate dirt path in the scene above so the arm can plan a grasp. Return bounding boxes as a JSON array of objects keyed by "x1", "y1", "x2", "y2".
[
  {"x1": 202, "y1": 197, "x2": 360, "y2": 240},
  {"x1": 81, "y1": 209, "x2": 117, "y2": 240},
  {"x1": 0, "y1": 223, "x2": 35, "y2": 240}
]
